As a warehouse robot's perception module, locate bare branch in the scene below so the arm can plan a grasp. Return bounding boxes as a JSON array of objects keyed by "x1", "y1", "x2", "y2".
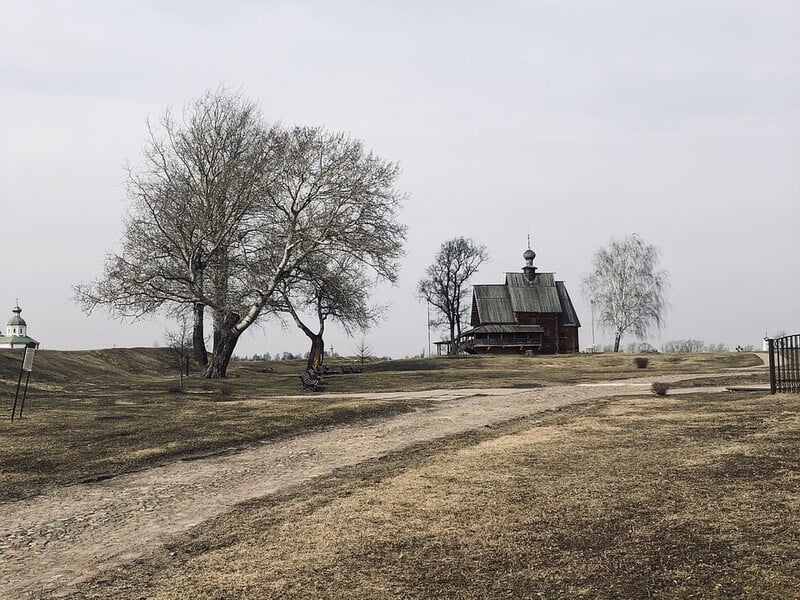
[{"x1": 417, "y1": 237, "x2": 489, "y2": 353}]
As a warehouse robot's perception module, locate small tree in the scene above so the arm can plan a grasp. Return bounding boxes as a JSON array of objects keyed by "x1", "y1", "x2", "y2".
[
  {"x1": 355, "y1": 334, "x2": 372, "y2": 366},
  {"x1": 277, "y1": 254, "x2": 384, "y2": 371},
  {"x1": 417, "y1": 237, "x2": 489, "y2": 354},
  {"x1": 165, "y1": 315, "x2": 193, "y2": 388},
  {"x1": 583, "y1": 234, "x2": 668, "y2": 352}
]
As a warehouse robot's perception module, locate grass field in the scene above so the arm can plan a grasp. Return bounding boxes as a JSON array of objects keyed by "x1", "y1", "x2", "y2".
[
  {"x1": 69, "y1": 390, "x2": 799, "y2": 599},
  {"x1": 4, "y1": 348, "x2": 791, "y2": 599},
  {"x1": 0, "y1": 349, "x2": 762, "y2": 502}
]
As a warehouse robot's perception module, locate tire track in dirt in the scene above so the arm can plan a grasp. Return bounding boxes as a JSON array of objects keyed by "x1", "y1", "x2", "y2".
[{"x1": 0, "y1": 374, "x2": 754, "y2": 598}]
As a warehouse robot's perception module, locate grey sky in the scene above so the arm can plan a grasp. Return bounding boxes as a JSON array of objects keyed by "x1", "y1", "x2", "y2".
[{"x1": 1, "y1": 1, "x2": 798, "y2": 358}]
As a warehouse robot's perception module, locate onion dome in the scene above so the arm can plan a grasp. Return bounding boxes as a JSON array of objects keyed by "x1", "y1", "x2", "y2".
[
  {"x1": 7, "y1": 304, "x2": 26, "y2": 327},
  {"x1": 522, "y1": 245, "x2": 537, "y2": 282}
]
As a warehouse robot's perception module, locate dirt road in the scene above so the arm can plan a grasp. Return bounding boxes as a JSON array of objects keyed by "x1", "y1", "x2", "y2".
[{"x1": 0, "y1": 375, "x2": 744, "y2": 598}]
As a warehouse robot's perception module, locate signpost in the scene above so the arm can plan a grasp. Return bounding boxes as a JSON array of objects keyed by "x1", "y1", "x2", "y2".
[{"x1": 11, "y1": 342, "x2": 37, "y2": 422}]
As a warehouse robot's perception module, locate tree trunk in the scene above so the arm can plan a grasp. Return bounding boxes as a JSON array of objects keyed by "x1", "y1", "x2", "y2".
[
  {"x1": 306, "y1": 335, "x2": 324, "y2": 371},
  {"x1": 205, "y1": 311, "x2": 241, "y2": 378},
  {"x1": 449, "y1": 322, "x2": 457, "y2": 355},
  {"x1": 614, "y1": 331, "x2": 622, "y2": 352},
  {"x1": 193, "y1": 303, "x2": 209, "y2": 366}
]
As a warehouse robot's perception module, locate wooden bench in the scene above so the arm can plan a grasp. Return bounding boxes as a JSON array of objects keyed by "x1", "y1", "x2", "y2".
[{"x1": 299, "y1": 369, "x2": 325, "y2": 392}]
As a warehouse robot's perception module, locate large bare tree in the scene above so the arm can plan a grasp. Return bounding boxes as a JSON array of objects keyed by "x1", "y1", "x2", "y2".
[
  {"x1": 276, "y1": 254, "x2": 384, "y2": 371},
  {"x1": 76, "y1": 89, "x2": 406, "y2": 378},
  {"x1": 582, "y1": 234, "x2": 669, "y2": 352},
  {"x1": 75, "y1": 89, "x2": 272, "y2": 368},
  {"x1": 417, "y1": 237, "x2": 489, "y2": 354},
  {"x1": 202, "y1": 126, "x2": 405, "y2": 378}
]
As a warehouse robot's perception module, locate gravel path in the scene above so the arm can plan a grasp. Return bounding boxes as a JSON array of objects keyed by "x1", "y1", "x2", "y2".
[{"x1": 0, "y1": 373, "x2": 755, "y2": 598}]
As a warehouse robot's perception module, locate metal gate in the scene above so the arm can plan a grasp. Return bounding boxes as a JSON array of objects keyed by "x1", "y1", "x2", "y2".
[{"x1": 768, "y1": 334, "x2": 800, "y2": 394}]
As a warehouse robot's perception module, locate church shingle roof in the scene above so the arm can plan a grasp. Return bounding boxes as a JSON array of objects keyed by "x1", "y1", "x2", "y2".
[{"x1": 473, "y1": 271, "x2": 578, "y2": 325}]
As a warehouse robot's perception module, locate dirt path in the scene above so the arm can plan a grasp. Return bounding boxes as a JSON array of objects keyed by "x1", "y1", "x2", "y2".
[{"x1": 0, "y1": 373, "x2": 759, "y2": 598}]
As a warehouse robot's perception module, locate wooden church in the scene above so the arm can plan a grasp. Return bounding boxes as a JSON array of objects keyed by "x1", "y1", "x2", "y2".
[{"x1": 460, "y1": 245, "x2": 580, "y2": 354}]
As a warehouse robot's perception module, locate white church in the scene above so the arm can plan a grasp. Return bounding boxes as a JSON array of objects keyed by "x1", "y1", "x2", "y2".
[{"x1": 0, "y1": 303, "x2": 39, "y2": 349}]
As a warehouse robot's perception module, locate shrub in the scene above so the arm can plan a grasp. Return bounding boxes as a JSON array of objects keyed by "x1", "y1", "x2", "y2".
[
  {"x1": 633, "y1": 357, "x2": 649, "y2": 369},
  {"x1": 651, "y1": 382, "x2": 670, "y2": 396}
]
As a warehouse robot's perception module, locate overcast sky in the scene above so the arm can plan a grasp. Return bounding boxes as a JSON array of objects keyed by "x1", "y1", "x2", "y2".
[{"x1": 1, "y1": 0, "x2": 798, "y2": 358}]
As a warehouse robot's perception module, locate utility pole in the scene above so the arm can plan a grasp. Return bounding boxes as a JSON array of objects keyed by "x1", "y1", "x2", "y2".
[{"x1": 427, "y1": 302, "x2": 432, "y2": 358}]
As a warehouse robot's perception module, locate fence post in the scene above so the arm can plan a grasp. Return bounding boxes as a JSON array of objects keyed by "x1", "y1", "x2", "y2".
[
  {"x1": 768, "y1": 338, "x2": 776, "y2": 394},
  {"x1": 791, "y1": 334, "x2": 800, "y2": 393}
]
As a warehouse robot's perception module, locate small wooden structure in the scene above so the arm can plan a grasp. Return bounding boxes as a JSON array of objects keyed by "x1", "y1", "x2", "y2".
[
  {"x1": 433, "y1": 340, "x2": 452, "y2": 356},
  {"x1": 460, "y1": 246, "x2": 580, "y2": 354}
]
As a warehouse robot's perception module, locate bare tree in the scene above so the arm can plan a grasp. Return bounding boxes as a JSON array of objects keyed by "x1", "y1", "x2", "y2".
[
  {"x1": 75, "y1": 88, "x2": 272, "y2": 368},
  {"x1": 354, "y1": 334, "x2": 372, "y2": 366},
  {"x1": 660, "y1": 340, "x2": 729, "y2": 353},
  {"x1": 200, "y1": 126, "x2": 405, "y2": 378},
  {"x1": 276, "y1": 254, "x2": 384, "y2": 371},
  {"x1": 417, "y1": 237, "x2": 489, "y2": 354},
  {"x1": 582, "y1": 234, "x2": 669, "y2": 352},
  {"x1": 164, "y1": 315, "x2": 193, "y2": 388},
  {"x1": 76, "y1": 90, "x2": 406, "y2": 378},
  {"x1": 662, "y1": 339, "x2": 706, "y2": 353}
]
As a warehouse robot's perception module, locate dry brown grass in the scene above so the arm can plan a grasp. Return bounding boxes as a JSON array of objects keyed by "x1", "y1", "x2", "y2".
[
  {"x1": 1, "y1": 348, "x2": 761, "y2": 397},
  {"x1": 0, "y1": 348, "x2": 761, "y2": 503},
  {"x1": 0, "y1": 390, "x2": 425, "y2": 503},
  {"x1": 669, "y1": 371, "x2": 770, "y2": 388},
  {"x1": 72, "y1": 391, "x2": 799, "y2": 599},
  {"x1": 343, "y1": 352, "x2": 761, "y2": 391},
  {"x1": 0, "y1": 349, "x2": 431, "y2": 502},
  {"x1": 6, "y1": 347, "x2": 783, "y2": 598}
]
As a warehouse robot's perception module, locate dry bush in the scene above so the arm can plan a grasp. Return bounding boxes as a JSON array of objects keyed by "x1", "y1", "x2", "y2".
[
  {"x1": 651, "y1": 381, "x2": 671, "y2": 396},
  {"x1": 634, "y1": 357, "x2": 650, "y2": 369}
]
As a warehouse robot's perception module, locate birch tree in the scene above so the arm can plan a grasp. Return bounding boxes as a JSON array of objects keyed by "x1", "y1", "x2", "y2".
[{"x1": 582, "y1": 234, "x2": 669, "y2": 352}]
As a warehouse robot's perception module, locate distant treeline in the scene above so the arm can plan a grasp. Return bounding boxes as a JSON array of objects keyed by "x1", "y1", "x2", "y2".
[
  {"x1": 232, "y1": 351, "x2": 338, "y2": 362},
  {"x1": 593, "y1": 340, "x2": 756, "y2": 353}
]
